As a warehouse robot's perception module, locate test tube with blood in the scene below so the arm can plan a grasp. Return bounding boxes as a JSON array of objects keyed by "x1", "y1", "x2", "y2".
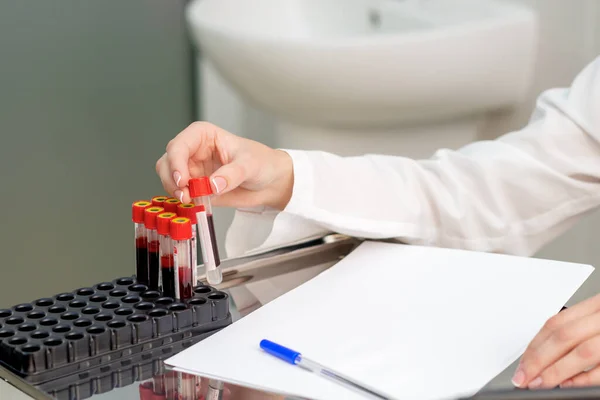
[
  {"x1": 132, "y1": 201, "x2": 151, "y2": 285},
  {"x1": 163, "y1": 198, "x2": 181, "y2": 214},
  {"x1": 170, "y1": 217, "x2": 194, "y2": 300},
  {"x1": 188, "y1": 177, "x2": 222, "y2": 285},
  {"x1": 177, "y1": 203, "x2": 200, "y2": 287},
  {"x1": 144, "y1": 206, "x2": 164, "y2": 291},
  {"x1": 151, "y1": 196, "x2": 168, "y2": 208},
  {"x1": 157, "y1": 212, "x2": 177, "y2": 295}
]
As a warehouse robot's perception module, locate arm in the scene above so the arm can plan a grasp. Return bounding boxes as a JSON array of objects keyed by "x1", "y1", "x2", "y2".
[{"x1": 226, "y1": 56, "x2": 600, "y2": 257}]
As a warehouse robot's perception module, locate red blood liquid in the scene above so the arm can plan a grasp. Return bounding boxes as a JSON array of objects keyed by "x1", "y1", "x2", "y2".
[
  {"x1": 136, "y1": 237, "x2": 148, "y2": 285},
  {"x1": 153, "y1": 374, "x2": 166, "y2": 395},
  {"x1": 161, "y1": 255, "x2": 176, "y2": 298},
  {"x1": 148, "y1": 240, "x2": 160, "y2": 291},
  {"x1": 206, "y1": 214, "x2": 221, "y2": 266},
  {"x1": 178, "y1": 266, "x2": 192, "y2": 300}
]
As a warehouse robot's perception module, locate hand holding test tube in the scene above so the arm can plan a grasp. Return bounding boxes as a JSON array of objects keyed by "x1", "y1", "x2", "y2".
[{"x1": 188, "y1": 177, "x2": 222, "y2": 285}]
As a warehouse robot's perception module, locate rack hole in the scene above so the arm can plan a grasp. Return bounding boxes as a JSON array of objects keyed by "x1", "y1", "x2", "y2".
[
  {"x1": 69, "y1": 300, "x2": 87, "y2": 308},
  {"x1": 95, "y1": 314, "x2": 113, "y2": 322},
  {"x1": 116, "y1": 277, "x2": 134, "y2": 286},
  {"x1": 115, "y1": 308, "x2": 133, "y2": 316},
  {"x1": 193, "y1": 286, "x2": 212, "y2": 294},
  {"x1": 102, "y1": 301, "x2": 120, "y2": 310},
  {"x1": 65, "y1": 332, "x2": 84, "y2": 341},
  {"x1": 208, "y1": 293, "x2": 226, "y2": 301},
  {"x1": 76, "y1": 288, "x2": 95, "y2": 296},
  {"x1": 40, "y1": 318, "x2": 58, "y2": 326},
  {"x1": 128, "y1": 284, "x2": 148, "y2": 293},
  {"x1": 122, "y1": 296, "x2": 141, "y2": 304},
  {"x1": 87, "y1": 326, "x2": 106, "y2": 335},
  {"x1": 9, "y1": 337, "x2": 27, "y2": 345},
  {"x1": 48, "y1": 306, "x2": 66, "y2": 314},
  {"x1": 27, "y1": 311, "x2": 45, "y2": 320},
  {"x1": 14, "y1": 304, "x2": 33, "y2": 313},
  {"x1": 141, "y1": 290, "x2": 160, "y2": 300},
  {"x1": 6, "y1": 317, "x2": 24, "y2": 325},
  {"x1": 107, "y1": 320, "x2": 126, "y2": 329},
  {"x1": 168, "y1": 303, "x2": 186, "y2": 312},
  {"x1": 52, "y1": 325, "x2": 71, "y2": 333},
  {"x1": 82, "y1": 307, "x2": 100, "y2": 315},
  {"x1": 22, "y1": 344, "x2": 41, "y2": 353},
  {"x1": 0, "y1": 329, "x2": 15, "y2": 338},
  {"x1": 109, "y1": 289, "x2": 127, "y2": 297},
  {"x1": 90, "y1": 295, "x2": 107, "y2": 303},
  {"x1": 134, "y1": 302, "x2": 154, "y2": 311},
  {"x1": 0, "y1": 309, "x2": 12, "y2": 318},
  {"x1": 127, "y1": 314, "x2": 148, "y2": 323},
  {"x1": 44, "y1": 338, "x2": 63, "y2": 347},
  {"x1": 61, "y1": 312, "x2": 79, "y2": 321},
  {"x1": 155, "y1": 297, "x2": 174, "y2": 306},
  {"x1": 31, "y1": 331, "x2": 50, "y2": 339},
  {"x1": 148, "y1": 309, "x2": 168, "y2": 318},
  {"x1": 189, "y1": 298, "x2": 207, "y2": 306},
  {"x1": 56, "y1": 293, "x2": 75, "y2": 302},
  {"x1": 35, "y1": 299, "x2": 54, "y2": 307},
  {"x1": 96, "y1": 282, "x2": 115, "y2": 291},
  {"x1": 18, "y1": 324, "x2": 36, "y2": 332},
  {"x1": 74, "y1": 319, "x2": 92, "y2": 328}
]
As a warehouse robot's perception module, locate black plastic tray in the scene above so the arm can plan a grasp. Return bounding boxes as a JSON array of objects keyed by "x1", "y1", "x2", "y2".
[{"x1": 0, "y1": 276, "x2": 231, "y2": 385}]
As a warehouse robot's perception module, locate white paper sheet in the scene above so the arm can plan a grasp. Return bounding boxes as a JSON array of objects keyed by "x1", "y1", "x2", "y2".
[{"x1": 166, "y1": 241, "x2": 594, "y2": 400}]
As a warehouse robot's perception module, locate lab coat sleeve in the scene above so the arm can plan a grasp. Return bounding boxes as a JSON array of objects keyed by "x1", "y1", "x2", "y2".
[{"x1": 225, "y1": 56, "x2": 600, "y2": 258}]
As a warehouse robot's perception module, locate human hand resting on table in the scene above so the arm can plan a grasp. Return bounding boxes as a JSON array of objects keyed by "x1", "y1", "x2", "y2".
[
  {"x1": 155, "y1": 122, "x2": 294, "y2": 210},
  {"x1": 512, "y1": 293, "x2": 600, "y2": 389}
]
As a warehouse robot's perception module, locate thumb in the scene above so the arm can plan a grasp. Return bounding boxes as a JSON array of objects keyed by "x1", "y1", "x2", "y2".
[{"x1": 209, "y1": 161, "x2": 247, "y2": 195}]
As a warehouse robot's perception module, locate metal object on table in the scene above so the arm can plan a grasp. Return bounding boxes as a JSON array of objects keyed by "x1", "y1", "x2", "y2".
[{"x1": 196, "y1": 234, "x2": 362, "y2": 290}]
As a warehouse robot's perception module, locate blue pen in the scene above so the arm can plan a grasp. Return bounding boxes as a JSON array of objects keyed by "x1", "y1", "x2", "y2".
[{"x1": 259, "y1": 339, "x2": 391, "y2": 400}]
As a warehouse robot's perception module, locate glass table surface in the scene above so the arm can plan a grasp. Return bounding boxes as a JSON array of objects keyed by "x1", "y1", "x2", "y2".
[{"x1": 2, "y1": 235, "x2": 600, "y2": 400}]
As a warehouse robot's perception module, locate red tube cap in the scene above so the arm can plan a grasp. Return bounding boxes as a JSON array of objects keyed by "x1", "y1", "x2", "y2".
[
  {"x1": 152, "y1": 196, "x2": 168, "y2": 207},
  {"x1": 189, "y1": 177, "x2": 212, "y2": 197},
  {"x1": 170, "y1": 217, "x2": 192, "y2": 241},
  {"x1": 132, "y1": 200, "x2": 151, "y2": 223},
  {"x1": 157, "y1": 212, "x2": 177, "y2": 235},
  {"x1": 144, "y1": 207, "x2": 164, "y2": 230},
  {"x1": 177, "y1": 203, "x2": 199, "y2": 224},
  {"x1": 164, "y1": 198, "x2": 181, "y2": 213}
]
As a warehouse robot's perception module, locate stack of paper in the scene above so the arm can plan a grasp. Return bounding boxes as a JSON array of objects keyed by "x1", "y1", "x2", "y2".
[{"x1": 166, "y1": 241, "x2": 593, "y2": 400}]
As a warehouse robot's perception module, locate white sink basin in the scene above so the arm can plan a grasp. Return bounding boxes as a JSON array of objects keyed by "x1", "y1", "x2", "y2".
[{"x1": 186, "y1": 0, "x2": 537, "y2": 129}]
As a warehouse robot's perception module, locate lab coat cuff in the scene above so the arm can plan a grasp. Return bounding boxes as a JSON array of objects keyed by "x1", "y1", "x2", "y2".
[{"x1": 279, "y1": 149, "x2": 313, "y2": 217}]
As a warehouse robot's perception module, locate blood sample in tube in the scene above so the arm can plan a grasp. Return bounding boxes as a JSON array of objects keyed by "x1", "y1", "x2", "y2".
[
  {"x1": 132, "y1": 200, "x2": 151, "y2": 285},
  {"x1": 144, "y1": 206, "x2": 164, "y2": 291}
]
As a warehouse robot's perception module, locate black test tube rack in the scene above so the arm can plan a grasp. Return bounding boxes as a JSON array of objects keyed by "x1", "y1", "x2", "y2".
[{"x1": 0, "y1": 276, "x2": 231, "y2": 385}]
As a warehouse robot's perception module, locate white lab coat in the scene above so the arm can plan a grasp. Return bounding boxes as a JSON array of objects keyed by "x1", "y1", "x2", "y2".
[{"x1": 224, "y1": 56, "x2": 600, "y2": 307}]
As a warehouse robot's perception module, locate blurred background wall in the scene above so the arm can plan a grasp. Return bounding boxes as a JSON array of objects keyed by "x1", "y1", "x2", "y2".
[
  {"x1": 1, "y1": 0, "x2": 600, "y2": 306},
  {"x1": 0, "y1": 0, "x2": 194, "y2": 304}
]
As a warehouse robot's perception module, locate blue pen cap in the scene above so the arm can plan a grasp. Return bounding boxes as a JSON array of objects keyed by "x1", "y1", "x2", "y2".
[{"x1": 260, "y1": 339, "x2": 300, "y2": 365}]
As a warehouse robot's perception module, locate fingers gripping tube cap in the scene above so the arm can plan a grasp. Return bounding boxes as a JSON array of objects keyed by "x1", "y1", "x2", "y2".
[
  {"x1": 170, "y1": 217, "x2": 192, "y2": 241},
  {"x1": 132, "y1": 201, "x2": 151, "y2": 223},
  {"x1": 188, "y1": 177, "x2": 212, "y2": 197}
]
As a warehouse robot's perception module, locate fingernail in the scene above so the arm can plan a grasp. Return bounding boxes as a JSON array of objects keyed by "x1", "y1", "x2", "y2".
[
  {"x1": 211, "y1": 176, "x2": 227, "y2": 194},
  {"x1": 511, "y1": 368, "x2": 525, "y2": 387},
  {"x1": 173, "y1": 171, "x2": 182, "y2": 187},
  {"x1": 560, "y1": 380, "x2": 573, "y2": 388},
  {"x1": 174, "y1": 190, "x2": 183, "y2": 203},
  {"x1": 528, "y1": 377, "x2": 543, "y2": 389}
]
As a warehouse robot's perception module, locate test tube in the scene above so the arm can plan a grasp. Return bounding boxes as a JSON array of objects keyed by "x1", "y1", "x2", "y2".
[
  {"x1": 177, "y1": 372, "x2": 196, "y2": 400},
  {"x1": 157, "y1": 212, "x2": 177, "y2": 297},
  {"x1": 144, "y1": 206, "x2": 164, "y2": 291},
  {"x1": 132, "y1": 200, "x2": 152, "y2": 285},
  {"x1": 170, "y1": 217, "x2": 193, "y2": 300},
  {"x1": 152, "y1": 196, "x2": 168, "y2": 208},
  {"x1": 177, "y1": 203, "x2": 199, "y2": 287},
  {"x1": 163, "y1": 197, "x2": 181, "y2": 213},
  {"x1": 188, "y1": 177, "x2": 222, "y2": 285}
]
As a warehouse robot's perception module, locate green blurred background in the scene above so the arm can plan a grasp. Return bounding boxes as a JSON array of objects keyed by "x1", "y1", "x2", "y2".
[{"x1": 0, "y1": 0, "x2": 195, "y2": 304}]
